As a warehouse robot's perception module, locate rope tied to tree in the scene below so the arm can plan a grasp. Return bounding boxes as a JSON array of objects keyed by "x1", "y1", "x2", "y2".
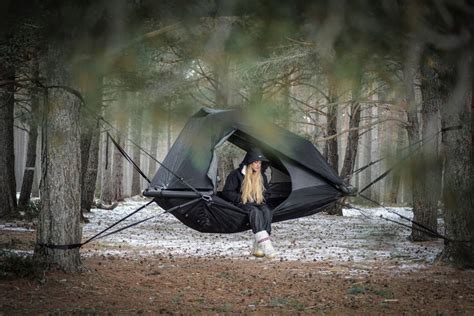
[{"x1": 38, "y1": 197, "x2": 203, "y2": 250}]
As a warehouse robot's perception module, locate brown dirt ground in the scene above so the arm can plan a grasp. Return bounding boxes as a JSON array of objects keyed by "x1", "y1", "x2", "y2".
[{"x1": 1, "y1": 230, "x2": 474, "y2": 315}]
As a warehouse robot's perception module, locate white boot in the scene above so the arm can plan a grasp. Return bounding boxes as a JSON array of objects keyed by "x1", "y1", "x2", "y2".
[
  {"x1": 255, "y1": 231, "x2": 277, "y2": 258},
  {"x1": 251, "y1": 240, "x2": 264, "y2": 257}
]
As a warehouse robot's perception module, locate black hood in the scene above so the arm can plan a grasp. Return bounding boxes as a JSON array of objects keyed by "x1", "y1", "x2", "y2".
[{"x1": 241, "y1": 148, "x2": 269, "y2": 166}]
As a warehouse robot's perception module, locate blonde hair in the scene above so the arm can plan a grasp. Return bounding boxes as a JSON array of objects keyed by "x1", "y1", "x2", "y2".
[{"x1": 241, "y1": 165, "x2": 265, "y2": 204}]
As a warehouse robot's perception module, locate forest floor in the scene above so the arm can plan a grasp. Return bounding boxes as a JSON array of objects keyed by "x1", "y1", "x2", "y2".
[{"x1": 1, "y1": 197, "x2": 474, "y2": 315}]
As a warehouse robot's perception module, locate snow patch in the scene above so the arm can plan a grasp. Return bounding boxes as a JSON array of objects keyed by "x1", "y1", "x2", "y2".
[
  {"x1": 80, "y1": 197, "x2": 443, "y2": 264},
  {"x1": 0, "y1": 224, "x2": 35, "y2": 232}
]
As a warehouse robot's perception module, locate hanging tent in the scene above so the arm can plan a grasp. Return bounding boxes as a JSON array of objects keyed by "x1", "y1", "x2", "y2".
[{"x1": 144, "y1": 107, "x2": 352, "y2": 233}]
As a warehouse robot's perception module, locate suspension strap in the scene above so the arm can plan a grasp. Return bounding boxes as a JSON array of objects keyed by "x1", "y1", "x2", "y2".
[
  {"x1": 39, "y1": 200, "x2": 154, "y2": 250},
  {"x1": 100, "y1": 117, "x2": 204, "y2": 198},
  {"x1": 358, "y1": 194, "x2": 448, "y2": 240},
  {"x1": 39, "y1": 197, "x2": 203, "y2": 250},
  {"x1": 107, "y1": 132, "x2": 151, "y2": 184},
  {"x1": 351, "y1": 129, "x2": 443, "y2": 177},
  {"x1": 341, "y1": 202, "x2": 446, "y2": 239},
  {"x1": 358, "y1": 132, "x2": 432, "y2": 193},
  {"x1": 352, "y1": 157, "x2": 384, "y2": 175},
  {"x1": 93, "y1": 197, "x2": 202, "y2": 240}
]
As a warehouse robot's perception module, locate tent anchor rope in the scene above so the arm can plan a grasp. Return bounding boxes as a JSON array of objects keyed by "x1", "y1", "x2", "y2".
[
  {"x1": 355, "y1": 194, "x2": 473, "y2": 244},
  {"x1": 350, "y1": 126, "x2": 461, "y2": 178},
  {"x1": 341, "y1": 202, "x2": 443, "y2": 239},
  {"x1": 107, "y1": 132, "x2": 151, "y2": 184},
  {"x1": 39, "y1": 197, "x2": 203, "y2": 250},
  {"x1": 100, "y1": 117, "x2": 205, "y2": 198}
]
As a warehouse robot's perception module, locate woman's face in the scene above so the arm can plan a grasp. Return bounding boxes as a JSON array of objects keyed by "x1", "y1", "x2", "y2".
[{"x1": 250, "y1": 160, "x2": 261, "y2": 172}]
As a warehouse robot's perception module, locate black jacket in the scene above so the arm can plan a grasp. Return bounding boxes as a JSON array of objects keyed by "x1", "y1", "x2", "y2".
[{"x1": 222, "y1": 166, "x2": 270, "y2": 205}]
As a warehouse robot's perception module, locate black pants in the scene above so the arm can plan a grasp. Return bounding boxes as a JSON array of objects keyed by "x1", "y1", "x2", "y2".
[{"x1": 242, "y1": 204, "x2": 273, "y2": 234}]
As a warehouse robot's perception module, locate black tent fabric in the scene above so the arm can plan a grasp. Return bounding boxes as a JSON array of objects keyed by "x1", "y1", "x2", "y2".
[{"x1": 144, "y1": 107, "x2": 349, "y2": 233}]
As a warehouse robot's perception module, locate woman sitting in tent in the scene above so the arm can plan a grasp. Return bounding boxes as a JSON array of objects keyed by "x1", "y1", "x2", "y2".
[{"x1": 222, "y1": 148, "x2": 277, "y2": 258}]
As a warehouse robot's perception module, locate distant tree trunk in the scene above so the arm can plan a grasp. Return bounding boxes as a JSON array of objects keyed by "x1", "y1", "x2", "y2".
[
  {"x1": 100, "y1": 132, "x2": 114, "y2": 204},
  {"x1": 326, "y1": 98, "x2": 338, "y2": 171},
  {"x1": 131, "y1": 106, "x2": 143, "y2": 196},
  {"x1": 82, "y1": 118, "x2": 100, "y2": 212},
  {"x1": 35, "y1": 44, "x2": 82, "y2": 271},
  {"x1": 402, "y1": 50, "x2": 428, "y2": 241},
  {"x1": 439, "y1": 58, "x2": 473, "y2": 268},
  {"x1": 360, "y1": 117, "x2": 373, "y2": 199},
  {"x1": 387, "y1": 124, "x2": 404, "y2": 204},
  {"x1": 80, "y1": 71, "x2": 103, "y2": 219},
  {"x1": 0, "y1": 61, "x2": 17, "y2": 218},
  {"x1": 340, "y1": 83, "x2": 362, "y2": 181},
  {"x1": 147, "y1": 116, "x2": 160, "y2": 177},
  {"x1": 410, "y1": 51, "x2": 442, "y2": 241},
  {"x1": 19, "y1": 56, "x2": 41, "y2": 210},
  {"x1": 405, "y1": 102, "x2": 424, "y2": 241},
  {"x1": 108, "y1": 134, "x2": 126, "y2": 203},
  {"x1": 167, "y1": 102, "x2": 172, "y2": 151},
  {"x1": 112, "y1": 125, "x2": 127, "y2": 202},
  {"x1": 326, "y1": 77, "x2": 341, "y2": 215}
]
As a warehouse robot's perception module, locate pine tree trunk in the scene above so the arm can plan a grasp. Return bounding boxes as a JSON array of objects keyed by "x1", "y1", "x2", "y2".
[
  {"x1": 80, "y1": 72, "x2": 103, "y2": 217},
  {"x1": 35, "y1": 44, "x2": 82, "y2": 271},
  {"x1": 326, "y1": 78, "x2": 341, "y2": 215},
  {"x1": 100, "y1": 132, "x2": 114, "y2": 204},
  {"x1": 406, "y1": 108, "x2": 425, "y2": 240},
  {"x1": 439, "y1": 63, "x2": 474, "y2": 268},
  {"x1": 339, "y1": 91, "x2": 361, "y2": 220},
  {"x1": 326, "y1": 108, "x2": 338, "y2": 172},
  {"x1": 82, "y1": 118, "x2": 101, "y2": 213},
  {"x1": 360, "y1": 112, "x2": 373, "y2": 199},
  {"x1": 370, "y1": 106, "x2": 381, "y2": 201},
  {"x1": 410, "y1": 52, "x2": 442, "y2": 241},
  {"x1": 403, "y1": 58, "x2": 430, "y2": 241},
  {"x1": 112, "y1": 119, "x2": 127, "y2": 201},
  {"x1": 340, "y1": 100, "x2": 362, "y2": 181},
  {"x1": 0, "y1": 61, "x2": 17, "y2": 217},
  {"x1": 167, "y1": 102, "x2": 172, "y2": 151},
  {"x1": 387, "y1": 124, "x2": 404, "y2": 204},
  {"x1": 18, "y1": 57, "x2": 40, "y2": 210},
  {"x1": 131, "y1": 106, "x2": 143, "y2": 196},
  {"x1": 147, "y1": 120, "x2": 160, "y2": 177}
]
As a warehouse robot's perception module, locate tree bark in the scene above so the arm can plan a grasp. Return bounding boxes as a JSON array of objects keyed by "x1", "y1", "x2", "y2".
[
  {"x1": 360, "y1": 110, "x2": 373, "y2": 199},
  {"x1": 112, "y1": 117, "x2": 127, "y2": 201},
  {"x1": 386, "y1": 124, "x2": 404, "y2": 204},
  {"x1": 147, "y1": 116, "x2": 160, "y2": 178},
  {"x1": 131, "y1": 105, "x2": 143, "y2": 196},
  {"x1": 100, "y1": 132, "x2": 114, "y2": 204},
  {"x1": 405, "y1": 101, "x2": 425, "y2": 241},
  {"x1": 403, "y1": 51, "x2": 430, "y2": 241},
  {"x1": 326, "y1": 77, "x2": 341, "y2": 215},
  {"x1": 83, "y1": 120, "x2": 101, "y2": 211},
  {"x1": 35, "y1": 44, "x2": 82, "y2": 271},
  {"x1": 340, "y1": 85, "x2": 362, "y2": 181},
  {"x1": 439, "y1": 59, "x2": 474, "y2": 268},
  {"x1": 410, "y1": 51, "x2": 442, "y2": 241},
  {"x1": 167, "y1": 102, "x2": 172, "y2": 151},
  {"x1": 326, "y1": 104, "x2": 339, "y2": 172},
  {"x1": 18, "y1": 56, "x2": 40, "y2": 210},
  {"x1": 80, "y1": 72, "x2": 103, "y2": 218},
  {"x1": 0, "y1": 61, "x2": 17, "y2": 218}
]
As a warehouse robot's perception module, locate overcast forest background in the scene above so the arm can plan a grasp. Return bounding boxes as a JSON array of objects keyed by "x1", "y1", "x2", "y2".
[{"x1": 1, "y1": 0, "x2": 473, "y2": 284}]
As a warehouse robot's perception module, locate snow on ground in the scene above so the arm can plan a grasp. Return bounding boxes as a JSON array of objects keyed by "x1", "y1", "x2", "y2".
[
  {"x1": 80, "y1": 197, "x2": 443, "y2": 265},
  {"x1": 0, "y1": 224, "x2": 34, "y2": 232}
]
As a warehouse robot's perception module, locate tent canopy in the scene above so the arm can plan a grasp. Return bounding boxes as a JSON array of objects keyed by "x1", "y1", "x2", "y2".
[{"x1": 144, "y1": 107, "x2": 350, "y2": 233}]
